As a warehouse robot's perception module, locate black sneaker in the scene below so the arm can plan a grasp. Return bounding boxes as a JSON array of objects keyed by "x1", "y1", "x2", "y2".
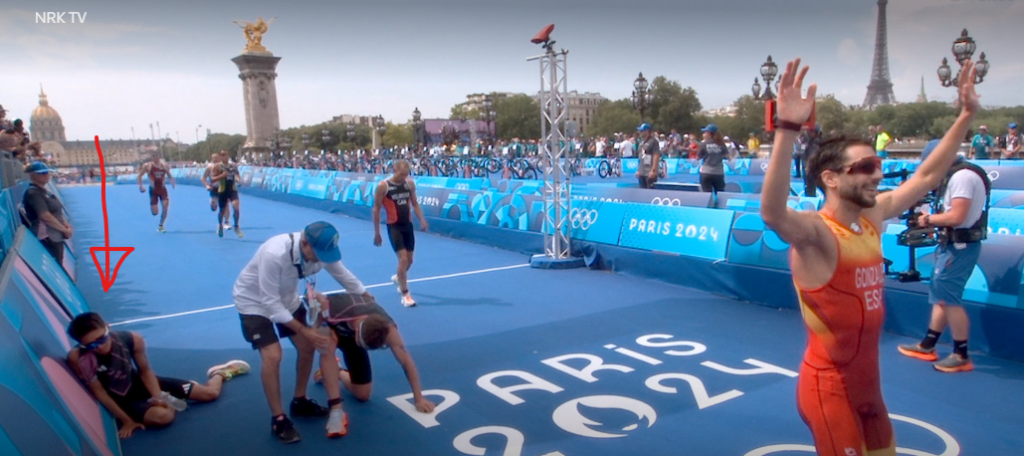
[
  {"x1": 290, "y1": 397, "x2": 329, "y2": 417},
  {"x1": 271, "y1": 415, "x2": 301, "y2": 444}
]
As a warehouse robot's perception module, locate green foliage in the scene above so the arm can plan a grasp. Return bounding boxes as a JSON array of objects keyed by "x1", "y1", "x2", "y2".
[
  {"x1": 450, "y1": 104, "x2": 479, "y2": 121},
  {"x1": 494, "y1": 94, "x2": 541, "y2": 140},
  {"x1": 382, "y1": 122, "x2": 413, "y2": 148},
  {"x1": 590, "y1": 99, "x2": 641, "y2": 137}
]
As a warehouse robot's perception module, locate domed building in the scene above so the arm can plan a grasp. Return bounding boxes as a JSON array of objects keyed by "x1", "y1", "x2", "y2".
[{"x1": 28, "y1": 86, "x2": 160, "y2": 167}]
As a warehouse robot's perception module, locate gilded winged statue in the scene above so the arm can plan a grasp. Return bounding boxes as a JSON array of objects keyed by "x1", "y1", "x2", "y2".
[{"x1": 233, "y1": 17, "x2": 275, "y2": 52}]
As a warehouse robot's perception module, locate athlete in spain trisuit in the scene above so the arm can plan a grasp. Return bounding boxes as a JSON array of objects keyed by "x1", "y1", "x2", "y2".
[
  {"x1": 759, "y1": 58, "x2": 981, "y2": 456},
  {"x1": 307, "y1": 287, "x2": 435, "y2": 415},
  {"x1": 137, "y1": 152, "x2": 176, "y2": 233},
  {"x1": 201, "y1": 152, "x2": 222, "y2": 214},
  {"x1": 211, "y1": 151, "x2": 242, "y2": 238},
  {"x1": 372, "y1": 160, "x2": 428, "y2": 307}
]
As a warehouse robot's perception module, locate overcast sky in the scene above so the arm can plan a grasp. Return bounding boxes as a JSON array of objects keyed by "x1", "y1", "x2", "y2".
[{"x1": 2, "y1": 0, "x2": 1021, "y2": 142}]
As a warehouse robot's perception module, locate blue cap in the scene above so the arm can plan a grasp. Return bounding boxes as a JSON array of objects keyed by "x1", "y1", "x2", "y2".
[
  {"x1": 920, "y1": 139, "x2": 941, "y2": 162},
  {"x1": 26, "y1": 161, "x2": 50, "y2": 174},
  {"x1": 304, "y1": 221, "x2": 341, "y2": 263},
  {"x1": 701, "y1": 124, "x2": 718, "y2": 133},
  {"x1": 637, "y1": 123, "x2": 652, "y2": 132},
  {"x1": 1010, "y1": 122, "x2": 1019, "y2": 129}
]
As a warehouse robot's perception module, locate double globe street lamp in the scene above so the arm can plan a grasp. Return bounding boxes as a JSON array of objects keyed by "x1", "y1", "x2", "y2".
[
  {"x1": 752, "y1": 55, "x2": 779, "y2": 100},
  {"x1": 632, "y1": 72, "x2": 654, "y2": 123},
  {"x1": 412, "y1": 107, "x2": 424, "y2": 148},
  {"x1": 937, "y1": 29, "x2": 990, "y2": 88}
]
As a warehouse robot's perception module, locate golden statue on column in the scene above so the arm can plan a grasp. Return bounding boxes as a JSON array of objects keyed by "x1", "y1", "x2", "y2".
[{"x1": 233, "y1": 17, "x2": 275, "y2": 53}]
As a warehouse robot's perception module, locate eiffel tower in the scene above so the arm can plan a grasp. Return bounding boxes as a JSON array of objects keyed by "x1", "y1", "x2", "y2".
[{"x1": 863, "y1": 0, "x2": 897, "y2": 108}]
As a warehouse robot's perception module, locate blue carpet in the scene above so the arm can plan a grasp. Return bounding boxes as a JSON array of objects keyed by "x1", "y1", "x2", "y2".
[{"x1": 59, "y1": 184, "x2": 1024, "y2": 456}]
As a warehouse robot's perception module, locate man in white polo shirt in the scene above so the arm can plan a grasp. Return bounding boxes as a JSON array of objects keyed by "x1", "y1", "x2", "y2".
[{"x1": 233, "y1": 221, "x2": 374, "y2": 443}]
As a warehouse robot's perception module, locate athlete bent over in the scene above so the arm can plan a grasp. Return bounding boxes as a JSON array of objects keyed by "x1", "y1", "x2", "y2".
[
  {"x1": 202, "y1": 152, "x2": 221, "y2": 213},
  {"x1": 372, "y1": 160, "x2": 428, "y2": 307},
  {"x1": 760, "y1": 58, "x2": 980, "y2": 456},
  {"x1": 137, "y1": 152, "x2": 176, "y2": 233}
]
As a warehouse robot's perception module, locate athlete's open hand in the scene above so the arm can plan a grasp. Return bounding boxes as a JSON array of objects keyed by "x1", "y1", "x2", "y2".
[
  {"x1": 138, "y1": 186, "x2": 145, "y2": 193},
  {"x1": 957, "y1": 60, "x2": 981, "y2": 115},
  {"x1": 414, "y1": 397, "x2": 435, "y2": 413},
  {"x1": 303, "y1": 327, "x2": 332, "y2": 349},
  {"x1": 373, "y1": 232, "x2": 382, "y2": 247},
  {"x1": 118, "y1": 421, "x2": 145, "y2": 438},
  {"x1": 776, "y1": 58, "x2": 817, "y2": 126},
  {"x1": 419, "y1": 219, "x2": 429, "y2": 232}
]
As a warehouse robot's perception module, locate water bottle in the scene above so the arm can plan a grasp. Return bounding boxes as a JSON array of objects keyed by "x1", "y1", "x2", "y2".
[{"x1": 152, "y1": 391, "x2": 187, "y2": 411}]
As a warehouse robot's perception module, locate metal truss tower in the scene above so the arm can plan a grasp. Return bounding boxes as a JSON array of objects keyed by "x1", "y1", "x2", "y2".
[{"x1": 529, "y1": 38, "x2": 572, "y2": 260}]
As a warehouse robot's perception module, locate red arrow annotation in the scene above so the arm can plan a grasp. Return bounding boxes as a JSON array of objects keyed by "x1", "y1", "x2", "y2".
[{"x1": 88, "y1": 136, "x2": 134, "y2": 292}]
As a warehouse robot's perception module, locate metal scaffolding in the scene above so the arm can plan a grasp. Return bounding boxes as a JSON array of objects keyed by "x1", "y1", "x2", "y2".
[{"x1": 528, "y1": 40, "x2": 571, "y2": 259}]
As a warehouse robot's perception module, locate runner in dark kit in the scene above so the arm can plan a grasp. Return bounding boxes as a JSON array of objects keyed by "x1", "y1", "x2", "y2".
[
  {"x1": 372, "y1": 160, "x2": 428, "y2": 307},
  {"x1": 212, "y1": 151, "x2": 242, "y2": 238},
  {"x1": 137, "y1": 152, "x2": 176, "y2": 233},
  {"x1": 307, "y1": 288, "x2": 435, "y2": 414}
]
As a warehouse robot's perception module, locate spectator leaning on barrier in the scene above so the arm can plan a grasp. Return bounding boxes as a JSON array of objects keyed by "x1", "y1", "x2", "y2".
[
  {"x1": 22, "y1": 161, "x2": 72, "y2": 264},
  {"x1": 898, "y1": 138, "x2": 991, "y2": 373}
]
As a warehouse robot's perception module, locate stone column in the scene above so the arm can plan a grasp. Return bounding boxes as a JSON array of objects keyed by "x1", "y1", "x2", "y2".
[{"x1": 232, "y1": 52, "x2": 282, "y2": 156}]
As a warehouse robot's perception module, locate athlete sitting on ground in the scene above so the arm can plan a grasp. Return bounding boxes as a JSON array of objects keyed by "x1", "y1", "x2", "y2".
[
  {"x1": 308, "y1": 287, "x2": 435, "y2": 414},
  {"x1": 760, "y1": 58, "x2": 980, "y2": 456},
  {"x1": 137, "y1": 152, "x2": 176, "y2": 233},
  {"x1": 66, "y1": 312, "x2": 250, "y2": 439},
  {"x1": 372, "y1": 160, "x2": 428, "y2": 307}
]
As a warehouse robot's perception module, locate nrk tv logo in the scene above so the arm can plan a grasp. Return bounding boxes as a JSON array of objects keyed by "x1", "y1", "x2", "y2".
[{"x1": 35, "y1": 12, "x2": 88, "y2": 23}]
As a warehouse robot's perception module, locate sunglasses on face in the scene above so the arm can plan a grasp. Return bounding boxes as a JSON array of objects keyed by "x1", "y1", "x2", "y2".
[
  {"x1": 838, "y1": 156, "x2": 882, "y2": 175},
  {"x1": 81, "y1": 329, "x2": 110, "y2": 351}
]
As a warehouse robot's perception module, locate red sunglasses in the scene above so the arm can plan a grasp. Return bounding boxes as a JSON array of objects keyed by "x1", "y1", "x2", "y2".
[{"x1": 839, "y1": 156, "x2": 882, "y2": 175}]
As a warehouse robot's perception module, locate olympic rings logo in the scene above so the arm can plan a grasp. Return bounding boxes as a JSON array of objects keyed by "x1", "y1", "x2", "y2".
[
  {"x1": 570, "y1": 208, "x2": 599, "y2": 230},
  {"x1": 987, "y1": 170, "x2": 999, "y2": 181},
  {"x1": 651, "y1": 197, "x2": 682, "y2": 206}
]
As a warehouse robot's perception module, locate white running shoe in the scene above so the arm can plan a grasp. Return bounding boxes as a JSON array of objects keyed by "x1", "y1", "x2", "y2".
[
  {"x1": 391, "y1": 274, "x2": 402, "y2": 294},
  {"x1": 207, "y1": 360, "x2": 251, "y2": 381},
  {"x1": 401, "y1": 293, "x2": 417, "y2": 308},
  {"x1": 326, "y1": 408, "x2": 348, "y2": 438}
]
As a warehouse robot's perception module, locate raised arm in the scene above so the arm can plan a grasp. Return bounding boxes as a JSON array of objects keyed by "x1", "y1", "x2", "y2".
[
  {"x1": 869, "y1": 61, "x2": 980, "y2": 222},
  {"x1": 759, "y1": 58, "x2": 821, "y2": 247}
]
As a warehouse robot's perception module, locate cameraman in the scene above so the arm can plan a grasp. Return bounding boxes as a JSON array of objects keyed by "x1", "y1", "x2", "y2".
[{"x1": 898, "y1": 139, "x2": 990, "y2": 373}]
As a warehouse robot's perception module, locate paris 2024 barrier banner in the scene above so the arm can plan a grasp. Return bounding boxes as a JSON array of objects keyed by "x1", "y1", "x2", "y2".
[{"x1": 167, "y1": 166, "x2": 1024, "y2": 310}]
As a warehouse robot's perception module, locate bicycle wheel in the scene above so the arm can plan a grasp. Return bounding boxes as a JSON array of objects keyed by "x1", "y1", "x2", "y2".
[
  {"x1": 598, "y1": 160, "x2": 610, "y2": 178},
  {"x1": 486, "y1": 158, "x2": 501, "y2": 174},
  {"x1": 524, "y1": 167, "x2": 538, "y2": 180}
]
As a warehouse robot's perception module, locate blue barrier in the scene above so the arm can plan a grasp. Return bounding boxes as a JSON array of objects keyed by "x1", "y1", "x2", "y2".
[
  {"x1": 0, "y1": 228, "x2": 120, "y2": 456},
  {"x1": 618, "y1": 204, "x2": 734, "y2": 260}
]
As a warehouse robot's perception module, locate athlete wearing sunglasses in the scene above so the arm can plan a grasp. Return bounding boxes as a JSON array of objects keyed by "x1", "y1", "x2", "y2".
[
  {"x1": 760, "y1": 58, "x2": 981, "y2": 456},
  {"x1": 66, "y1": 312, "x2": 250, "y2": 439}
]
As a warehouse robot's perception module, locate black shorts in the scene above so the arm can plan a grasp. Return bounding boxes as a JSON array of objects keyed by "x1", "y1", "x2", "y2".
[
  {"x1": 699, "y1": 173, "x2": 726, "y2": 193},
  {"x1": 208, "y1": 184, "x2": 218, "y2": 197},
  {"x1": 387, "y1": 223, "x2": 415, "y2": 252},
  {"x1": 239, "y1": 306, "x2": 308, "y2": 350},
  {"x1": 334, "y1": 331, "x2": 373, "y2": 385},
  {"x1": 218, "y1": 188, "x2": 239, "y2": 208},
  {"x1": 114, "y1": 376, "x2": 194, "y2": 423},
  {"x1": 638, "y1": 176, "x2": 658, "y2": 189}
]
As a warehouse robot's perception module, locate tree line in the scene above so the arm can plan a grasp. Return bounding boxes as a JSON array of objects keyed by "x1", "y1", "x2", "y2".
[{"x1": 180, "y1": 79, "x2": 1022, "y2": 162}]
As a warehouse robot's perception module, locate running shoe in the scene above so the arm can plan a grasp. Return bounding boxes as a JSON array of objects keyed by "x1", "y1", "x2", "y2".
[
  {"x1": 326, "y1": 408, "x2": 348, "y2": 438},
  {"x1": 401, "y1": 293, "x2": 417, "y2": 308},
  {"x1": 391, "y1": 274, "x2": 402, "y2": 294},
  {"x1": 217, "y1": 224, "x2": 224, "y2": 238},
  {"x1": 897, "y1": 343, "x2": 938, "y2": 362},
  {"x1": 157, "y1": 225, "x2": 166, "y2": 233},
  {"x1": 272, "y1": 415, "x2": 301, "y2": 444},
  {"x1": 207, "y1": 360, "x2": 251, "y2": 381},
  {"x1": 235, "y1": 226, "x2": 244, "y2": 238},
  {"x1": 290, "y1": 397, "x2": 329, "y2": 417},
  {"x1": 934, "y1": 354, "x2": 974, "y2": 373}
]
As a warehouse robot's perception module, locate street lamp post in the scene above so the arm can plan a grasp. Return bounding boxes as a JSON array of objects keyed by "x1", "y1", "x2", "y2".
[
  {"x1": 938, "y1": 29, "x2": 989, "y2": 88},
  {"x1": 321, "y1": 129, "x2": 333, "y2": 155},
  {"x1": 412, "y1": 107, "x2": 423, "y2": 149},
  {"x1": 374, "y1": 115, "x2": 387, "y2": 150},
  {"x1": 755, "y1": 55, "x2": 779, "y2": 100},
  {"x1": 346, "y1": 124, "x2": 355, "y2": 146},
  {"x1": 631, "y1": 72, "x2": 654, "y2": 123},
  {"x1": 481, "y1": 95, "x2": 496, "y2": 147}
]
